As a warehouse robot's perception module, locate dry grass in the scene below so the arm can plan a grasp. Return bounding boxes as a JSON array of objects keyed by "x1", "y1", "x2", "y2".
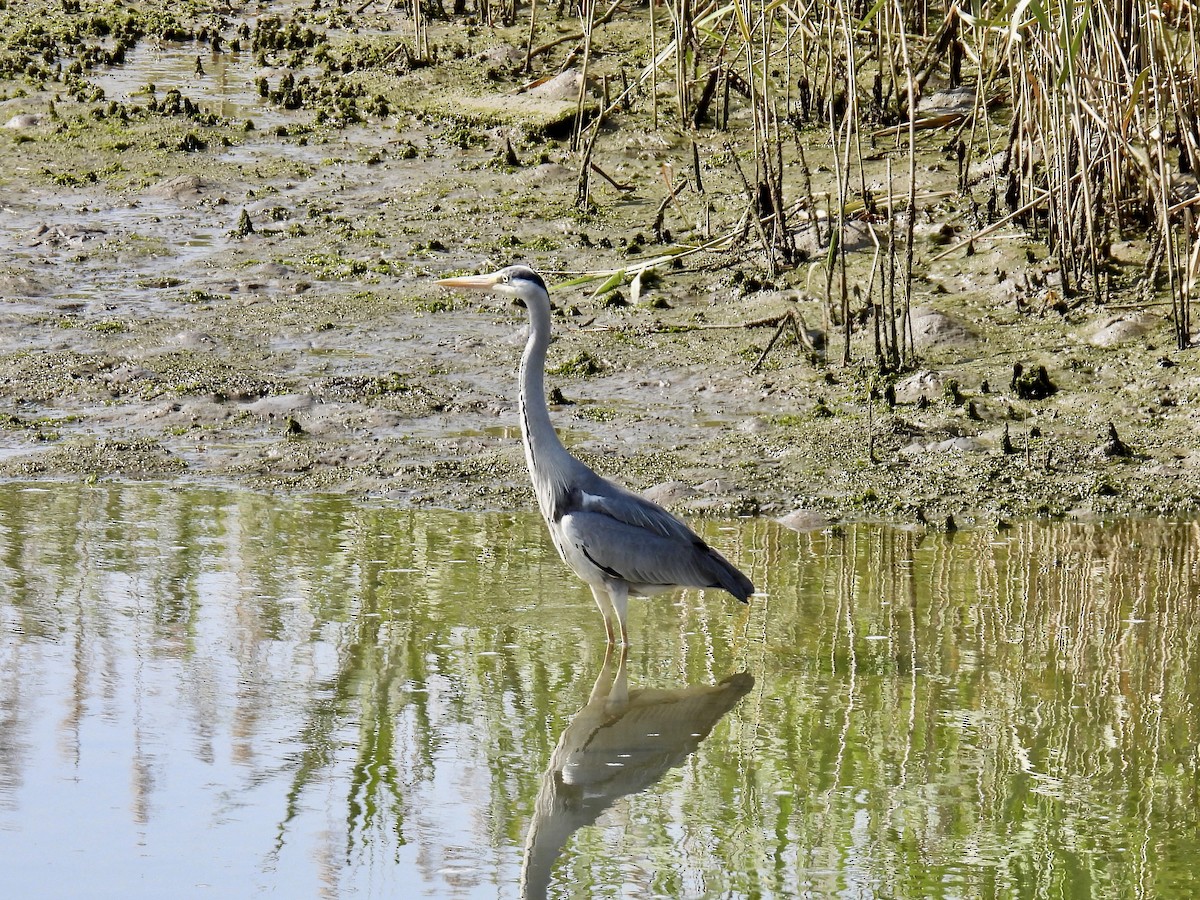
[{"x1": 506, "y1": 0, "x2": 1198, "y2": 360}]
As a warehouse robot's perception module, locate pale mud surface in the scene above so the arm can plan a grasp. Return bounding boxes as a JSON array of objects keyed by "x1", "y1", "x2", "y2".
[{"x1": 1, "y1": 1, "x2": 1198, "y2": 525}]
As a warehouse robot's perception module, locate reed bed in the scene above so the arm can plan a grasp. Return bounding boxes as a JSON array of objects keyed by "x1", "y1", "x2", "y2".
[{"x1": 493, "y1": 0, "x2": 1198, "y2": 363}]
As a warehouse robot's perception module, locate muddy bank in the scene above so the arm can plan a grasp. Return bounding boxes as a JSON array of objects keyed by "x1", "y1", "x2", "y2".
[{"x1": 0, "y1": 1, "x2": 1197, "y2": 526}]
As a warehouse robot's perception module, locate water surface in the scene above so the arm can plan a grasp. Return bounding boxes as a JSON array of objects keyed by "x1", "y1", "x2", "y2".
[{"x1": 1, "y1": 484, "x2": 1197, "y2": 898}]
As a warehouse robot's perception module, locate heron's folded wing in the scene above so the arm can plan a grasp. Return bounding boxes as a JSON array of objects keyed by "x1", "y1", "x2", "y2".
[
  {"x1": 575, "y1": 486, "x2": 700, "y2": 545},
  {"x1": 560, "y1": 510, "x2": 719, "y2": 590}
]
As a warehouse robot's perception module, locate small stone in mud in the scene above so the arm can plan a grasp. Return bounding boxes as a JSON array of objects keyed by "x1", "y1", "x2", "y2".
[
  {"x1": 909, "y1": 306, "x2": 976, "y2": 349},
  {"x1": 172, "y1": 330, "x2": 218, "y2": 350},
  {"x1": 697, "y1": 478, "x2": 738, "y2": 496},
  {"x1": 778, "y1": 509, "x2": 830, "y2": 532},
  {"x1": 0, "y1": 271, "x2": 50, "y2": 296},
  {"x1": 642, "y1": 481, "x2": 697, "y2": 506},
  {"x1": 901, "y1": 436, "x2": 985, "y2": 456},
  {"x1": 1086, "y1": 313, "x2": 1159, "y2": 348},
  {"x1": 144, "y1": 174, "x2": 208, "y2": 202},
  {"x1": 894, "y1": 370, "x2": 945, "y2": 404},
  {"x1": 4, "y1": 113, "x2": 45, "y2": 129},
  {"x1": 526, "y1": 68, "x2": 586, "y2": 102}
]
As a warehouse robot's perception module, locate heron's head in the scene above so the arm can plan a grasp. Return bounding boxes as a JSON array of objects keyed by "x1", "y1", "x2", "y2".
[{"x1": 435, "y1": 265, "x2": 548, "y2": 306}]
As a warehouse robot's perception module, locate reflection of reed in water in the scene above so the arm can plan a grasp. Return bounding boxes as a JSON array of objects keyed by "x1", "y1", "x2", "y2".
[{"x1": 520, "y1": 646, "x2": 753, "y2": 900}]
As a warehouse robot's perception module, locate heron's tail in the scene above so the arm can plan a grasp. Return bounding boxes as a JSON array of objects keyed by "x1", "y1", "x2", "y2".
[{"x1": 705, "y1": 548, "x2": 754, "y2": 603}]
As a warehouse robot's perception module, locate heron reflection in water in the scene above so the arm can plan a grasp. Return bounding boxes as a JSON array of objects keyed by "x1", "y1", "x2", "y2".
[
  {"x1": 435, "y1": 265, "x2": 754, "y2": 646},
  {"x1": 520, "y1": 646, "x2": 754, "y2": 899}
]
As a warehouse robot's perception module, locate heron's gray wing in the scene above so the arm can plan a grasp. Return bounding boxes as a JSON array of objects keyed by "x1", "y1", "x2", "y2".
[
  {"x1": 574, "y1": 482, "x2": 699, "y2": 543},
  {"x1": 562, "y1": 480, "x2": 754, "y2": 600},
  {"x1": 559, "y1": 509, "x2": 733, "y2": 593}
]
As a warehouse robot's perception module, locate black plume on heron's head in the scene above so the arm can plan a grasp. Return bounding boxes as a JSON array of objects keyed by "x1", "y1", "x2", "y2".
[{"x1": 502, "y1": 265, "x2": 547, "y2": 294}]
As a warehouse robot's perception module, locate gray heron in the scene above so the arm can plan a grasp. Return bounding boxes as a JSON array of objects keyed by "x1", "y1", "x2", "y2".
[{"x1": 435, "y1": 265, "x2": 754, "y2": 645}]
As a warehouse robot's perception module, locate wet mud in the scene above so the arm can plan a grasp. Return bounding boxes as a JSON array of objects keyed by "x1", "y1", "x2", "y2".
[{"x1": 1, "y1": 1, "x2": 1198, "y2": 525}]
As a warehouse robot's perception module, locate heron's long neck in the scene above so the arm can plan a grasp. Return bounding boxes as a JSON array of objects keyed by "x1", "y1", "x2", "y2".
[{"x1": 519, "y1": 299, "x2": 572, "y2": 518}]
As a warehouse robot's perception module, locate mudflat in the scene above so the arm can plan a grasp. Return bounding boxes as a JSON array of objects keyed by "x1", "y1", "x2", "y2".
[{"x1": 1, "y1": 1, "x2": 1197, "y2": 525}]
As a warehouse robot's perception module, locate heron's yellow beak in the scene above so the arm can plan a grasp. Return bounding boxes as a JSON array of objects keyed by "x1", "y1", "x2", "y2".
[{"x1": 435, "y1": 272, "x2": 503, "y2": 290}]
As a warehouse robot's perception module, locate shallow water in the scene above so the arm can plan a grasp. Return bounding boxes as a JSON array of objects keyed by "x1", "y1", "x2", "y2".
[
  {"x1": 93, "y1": 44, "x2": 291, "y2": 128},
  {"x1": 1, "y1": 483, "x2": 1198, "y2": 899}
]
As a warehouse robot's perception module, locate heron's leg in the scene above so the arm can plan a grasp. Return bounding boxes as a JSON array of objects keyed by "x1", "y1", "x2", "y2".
[
  {"x1": 589, "y1": 584, "x2": 616, "y2": 644},
  {"x1": 608, "y1": 581, "x2": 630, "y2": 647}
]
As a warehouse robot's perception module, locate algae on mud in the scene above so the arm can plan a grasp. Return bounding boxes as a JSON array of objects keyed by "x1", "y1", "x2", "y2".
[{"x1": 0, "y1": 0, "x2": 1197, "y2": 525}]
